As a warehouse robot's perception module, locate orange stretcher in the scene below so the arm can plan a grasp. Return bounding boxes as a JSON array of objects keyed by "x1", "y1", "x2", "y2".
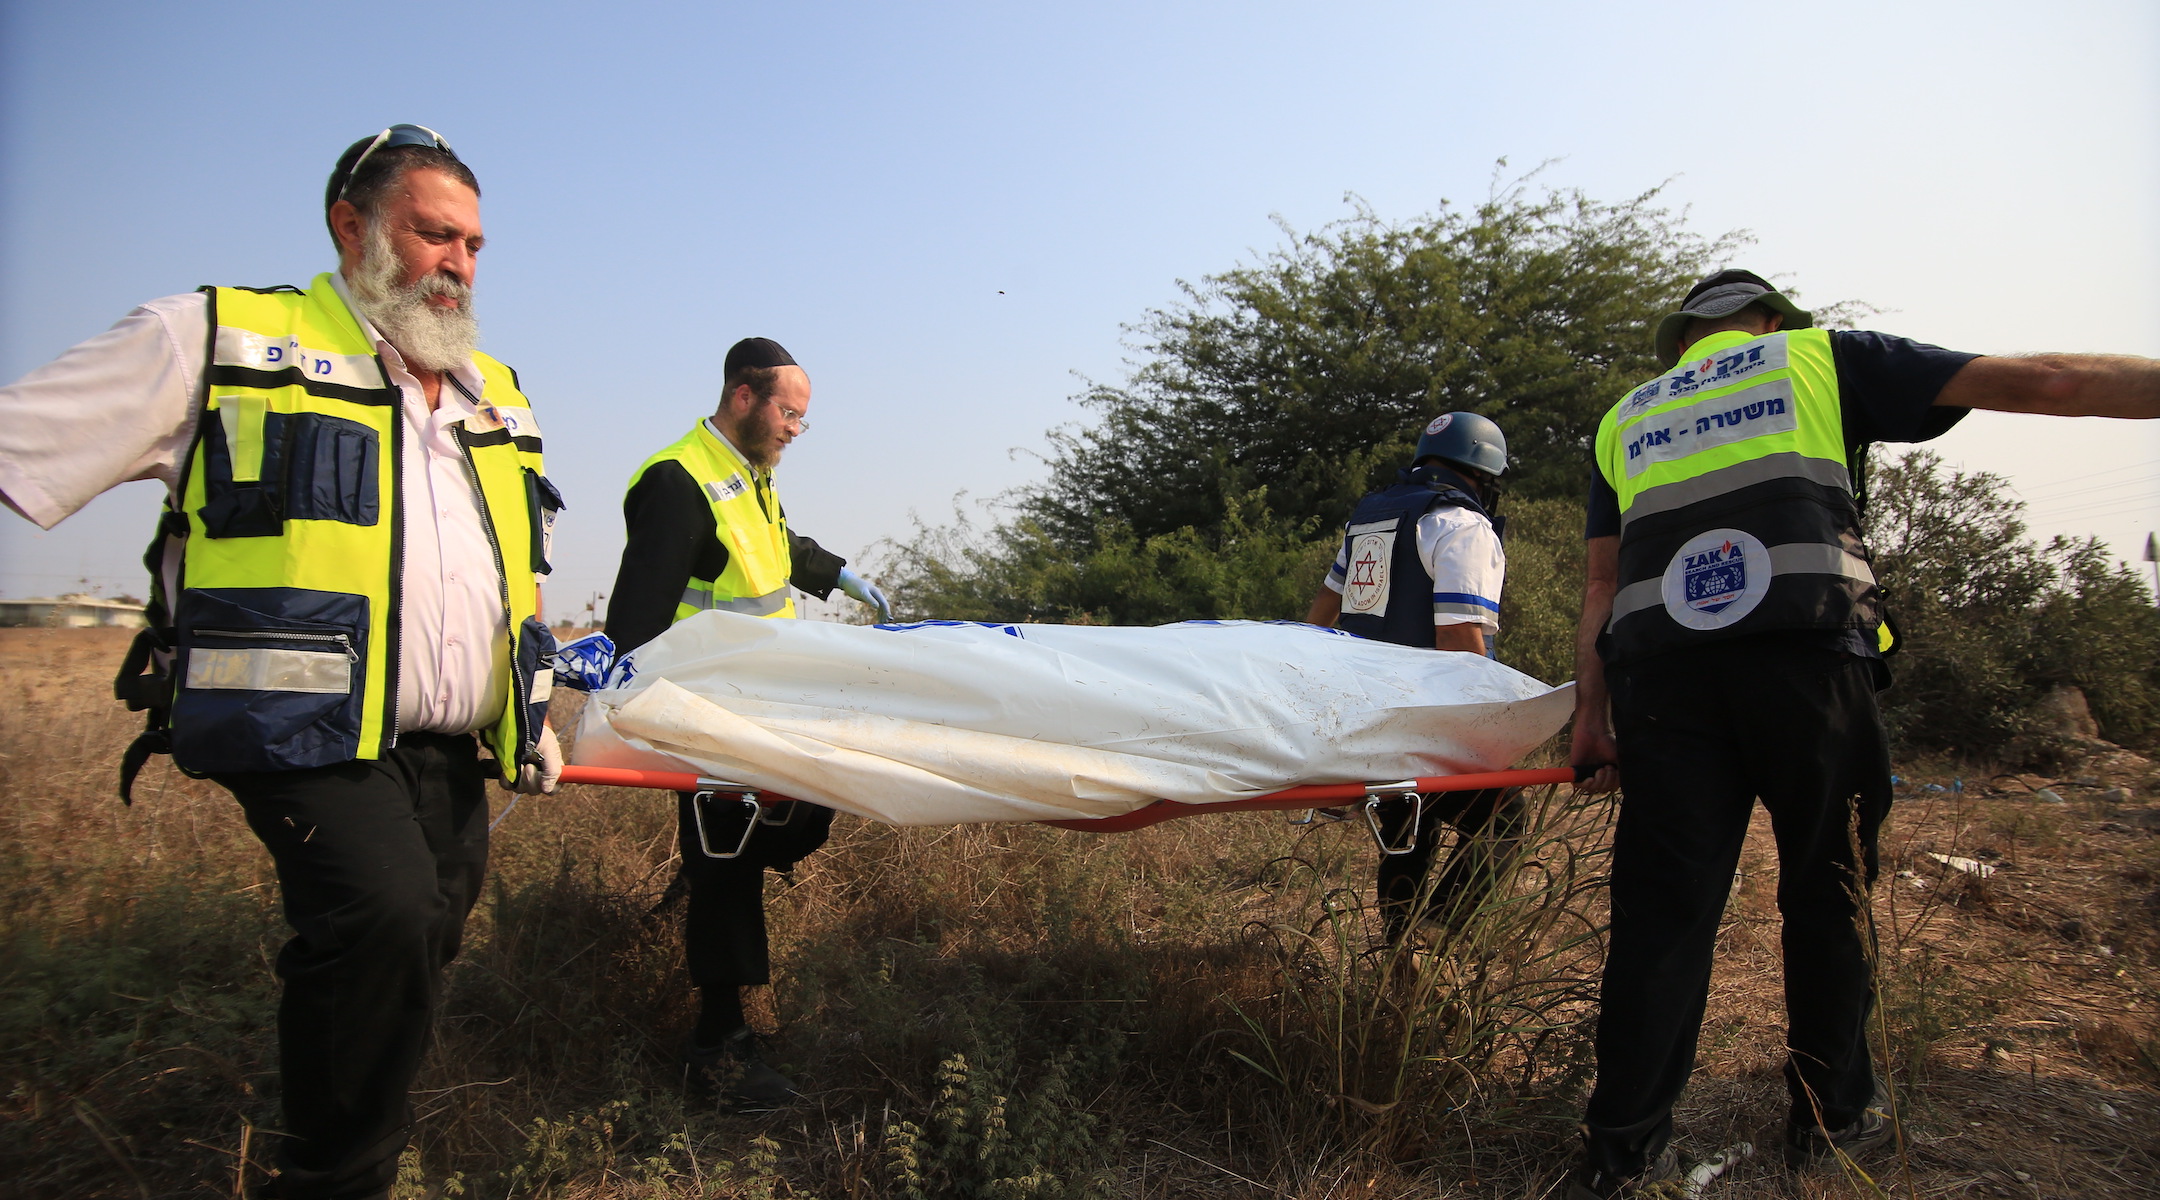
[{"x1": 556, "y1": 763, "x2": 1577, "y2": 850}]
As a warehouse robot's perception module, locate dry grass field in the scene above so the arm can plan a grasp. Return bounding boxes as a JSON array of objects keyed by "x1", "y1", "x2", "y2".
[{"x1": 2, "y1": 626, "x2": 2156, "y2": 1199}]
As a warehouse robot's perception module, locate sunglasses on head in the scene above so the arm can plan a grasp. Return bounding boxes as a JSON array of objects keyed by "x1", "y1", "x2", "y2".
[{"x1": 336, "y1": 124, "x2": 455, "y2": 200}]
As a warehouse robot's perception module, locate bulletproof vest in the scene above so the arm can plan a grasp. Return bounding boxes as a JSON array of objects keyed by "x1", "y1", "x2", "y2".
[{"x1": 1335, "y1": 466, "x2": 1496, "y2": 649}]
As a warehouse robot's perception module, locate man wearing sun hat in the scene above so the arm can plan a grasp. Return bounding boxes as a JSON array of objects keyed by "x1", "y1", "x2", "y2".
[
  {"x1": 1563, "y1": 268, "x2": 2160, "y2": 1197},
  {"x1": 0, "y1": 125, "x2": 561, "y2": 1199}
]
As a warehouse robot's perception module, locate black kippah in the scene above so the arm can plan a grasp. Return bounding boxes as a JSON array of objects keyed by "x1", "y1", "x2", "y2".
[{"x1": 724, "y1": 338, "x2": 798, "y2": 375}]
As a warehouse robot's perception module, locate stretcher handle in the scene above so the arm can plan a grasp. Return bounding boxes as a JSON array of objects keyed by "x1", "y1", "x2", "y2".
[
  {"x1": 558, "y1": 764, "x2": 798, "y2": 806},
  {"x1": 560, "y1": 764, "x2": 709, "y2": 791}
]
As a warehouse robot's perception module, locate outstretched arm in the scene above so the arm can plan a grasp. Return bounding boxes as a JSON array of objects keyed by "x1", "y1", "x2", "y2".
[
  {"x1": 1570, "y1": 535, "x2": 1621, "y2": 794},
  {"x1": 1938, "y1": 354, "x2": 2160, "y2": 419},
  {"x1": 0, "y1": 296, "x2": 208, "y2": 529}
]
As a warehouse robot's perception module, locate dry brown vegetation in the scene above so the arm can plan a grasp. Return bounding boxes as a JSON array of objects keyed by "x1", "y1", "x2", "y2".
[{"x1": 3, "y1": 627, "x2": 2157, "y2": 1199}]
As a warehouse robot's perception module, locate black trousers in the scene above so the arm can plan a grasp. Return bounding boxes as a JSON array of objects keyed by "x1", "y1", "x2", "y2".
[
  {"x1": 1372, "y1": 787, "x2": 1526, "y2": 941},
  {"x1": 674, "y1": 794, "x2": 834, "y2": 990},
  {"x1": 219, "y1": 733, "x2": 489, "y2": 1200},
  {"x1": 1581, "y1": 641, "x2": 1890, "y2": 1176}
]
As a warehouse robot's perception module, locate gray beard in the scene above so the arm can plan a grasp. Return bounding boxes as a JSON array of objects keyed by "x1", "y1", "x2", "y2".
[{"x1": 347, "y1": 221, "x2": 480, "y2": 372}]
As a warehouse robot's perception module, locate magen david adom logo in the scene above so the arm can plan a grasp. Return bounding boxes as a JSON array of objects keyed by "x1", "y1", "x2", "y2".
[
  {"x1": 1343, "y1": 530, "x2": 1393, "y2": 615},
  {"x1": 1660, "y1": 528, "x2": 1771, "y2": 630}
]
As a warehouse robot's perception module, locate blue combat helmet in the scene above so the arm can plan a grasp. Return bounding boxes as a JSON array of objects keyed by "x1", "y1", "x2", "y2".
[{"x1": 1412, "y1": 411, "x2": 1507, "y2": 478}]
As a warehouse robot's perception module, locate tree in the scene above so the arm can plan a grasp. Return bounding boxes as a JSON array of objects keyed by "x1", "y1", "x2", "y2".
[
  {"x1": 882, "y1": 188, "x2": 2160, "y2": 752},
  {"x1": 1865, "y1": 449, "x2": 2160, "y2": 759},
  {"x1": 884, "y1": 176, "x2": 1745, "y2": 655},
  {"x1": 879, "y1": 488, "x2": 1333, "y2": 628},
  {"x1": 1022, "y1": 175, "x2": 1743, "y2": 553}
]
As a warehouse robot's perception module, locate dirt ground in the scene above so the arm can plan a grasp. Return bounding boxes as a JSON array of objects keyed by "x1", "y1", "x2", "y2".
[{"x1": 2, "y1": 625, "x2": 2156, "y2": 1198}]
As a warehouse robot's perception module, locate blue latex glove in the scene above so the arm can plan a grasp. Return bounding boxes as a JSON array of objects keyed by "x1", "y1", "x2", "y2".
[
  {"x1": 836, "y1": 567, "x2": 892, "y2": 623},
  {"x1": 553, "y1": 632, "x2": 618, "y2": 691}
]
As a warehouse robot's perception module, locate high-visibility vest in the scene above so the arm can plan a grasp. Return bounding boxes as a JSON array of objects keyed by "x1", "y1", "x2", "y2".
[
  {"x1": 150, "y1": 273, "x2": 556, "y2": 781},
  {"x1": 1593, "y1": 327, "x2": 1878, "y2": 663},
  {"x1": 628, "y1": 421, "x2": 797, "y2": 622},
  {"x1": 1335, "y1": 466, "x2": 1500, "y2": 649}
]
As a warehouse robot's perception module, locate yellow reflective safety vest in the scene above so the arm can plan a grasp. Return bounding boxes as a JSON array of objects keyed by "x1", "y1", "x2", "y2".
[
  {"x1": 143, "y1": 274, "x2": 559, "y2": 782},
  {"x1": 1593, "y1": 327, "x2": 1879, "y2": 663},
  {"x1": 628, "y1": 421, "x2": 797, "y2": 622}
]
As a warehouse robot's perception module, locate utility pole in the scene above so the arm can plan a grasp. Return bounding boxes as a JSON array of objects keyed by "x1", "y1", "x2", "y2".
[{"x1": 2145, "y1": 532, "x2": 2158, "y2": 601}]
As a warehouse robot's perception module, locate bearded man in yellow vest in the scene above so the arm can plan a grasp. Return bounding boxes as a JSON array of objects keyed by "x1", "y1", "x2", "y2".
[
  {"x1": 0, "y1": 126, "x2": 562, "y2": 1200},
  {"x1": 1562, "y1": 269, "x2": 2160, "y2": 1198},
  {"x1": 605, "y1": 336, "x2": 888, "y2": 1104}
]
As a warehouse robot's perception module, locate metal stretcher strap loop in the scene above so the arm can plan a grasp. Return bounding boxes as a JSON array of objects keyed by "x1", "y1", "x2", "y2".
[
  {"x1": 691, "y1": 791, "x2": 763, "y2": 859},
  {"x1": 1040, "y1": 768, "x2": 1575, "y2": 833},
  {"x1": 1365, "y1": 793, "x2": 1422, "y2": 856},
  {"x1": 555, "y1": 765, "x2": 1576, "y2": 832}
]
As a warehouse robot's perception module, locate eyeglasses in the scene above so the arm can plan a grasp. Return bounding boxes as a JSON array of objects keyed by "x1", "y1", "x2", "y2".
[
  {"x1": 336, "y1": 124, "x2": 456, "y2": 200},
  {"x1": 768, "y1": 398, "x2": 809, "y2": 431}
]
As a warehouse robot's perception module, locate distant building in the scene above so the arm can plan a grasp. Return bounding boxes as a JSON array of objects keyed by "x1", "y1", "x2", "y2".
[{"x1": 0, "y1": 593, "x2": 147, "y2": 628}]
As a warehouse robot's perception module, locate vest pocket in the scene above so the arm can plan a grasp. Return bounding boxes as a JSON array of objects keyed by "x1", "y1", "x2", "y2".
[
  {"x1": 523, "y1": 469, "x2": 564, "y2": 574},
  {"x1": 512, "y1": 615, "x2": 559, "y2": 761},
  {"x1": 197, "y1": 407, "x2": 379, "y2": 537},
  {"x1": 171, "y1": 587, "x2": 369, "y2": 774},
  {"x1": 283, "y1": 413, "x2": 381, "y2": 524}
]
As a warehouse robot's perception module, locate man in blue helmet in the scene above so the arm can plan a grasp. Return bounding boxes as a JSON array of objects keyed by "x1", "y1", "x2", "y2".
[
  {"x1": 1564, "y1": 268, "x2": 2160, "y2": 1198},
  {"x1": 1306, "y1": 411, "x2": 1524, "y2": 944}
]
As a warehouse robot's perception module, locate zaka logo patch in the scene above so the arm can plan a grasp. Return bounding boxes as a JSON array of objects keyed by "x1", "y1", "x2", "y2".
[
  {"x1": 1659, "y1": 528, "x2": 1771, "y2": 630},
  {"x1": 1685, "y1": 541, "x2": 1746, "y2": 612},
  {"x1": 1344, "y1": 531, "x2": 1393, "y2": 614}
]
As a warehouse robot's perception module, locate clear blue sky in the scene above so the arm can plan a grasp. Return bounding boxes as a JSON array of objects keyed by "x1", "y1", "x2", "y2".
[{"x1": 4, "y1": 1, "x2": 2156, "y2": 613}]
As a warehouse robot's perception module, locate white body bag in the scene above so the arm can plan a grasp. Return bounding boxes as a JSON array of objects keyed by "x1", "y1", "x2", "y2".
[{"x1": 572, "y1": 614, "x2": 1573, "y2": 826}]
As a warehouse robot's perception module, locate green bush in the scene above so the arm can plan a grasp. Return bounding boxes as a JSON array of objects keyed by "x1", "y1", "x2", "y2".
[{"x1": 1866, "y1": 449, "x2": 2160, "y2": 760}]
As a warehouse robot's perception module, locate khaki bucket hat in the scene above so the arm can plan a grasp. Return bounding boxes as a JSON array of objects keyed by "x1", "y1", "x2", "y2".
[{"x1": 1655, "y1": 268, "x2": 1814, "y2": 367}]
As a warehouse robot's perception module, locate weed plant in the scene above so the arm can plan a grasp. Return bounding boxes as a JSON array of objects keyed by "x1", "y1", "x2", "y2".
[
  {"x1": 7, "y1": 631, "x2": 2157, "y2": 1197},
  {"x1": 1217, "y1": 786, "x2": 1611, "y2": 1174},
  {"x1": 1, "y1": 638, "x2": 1618, "y2": 1196}
]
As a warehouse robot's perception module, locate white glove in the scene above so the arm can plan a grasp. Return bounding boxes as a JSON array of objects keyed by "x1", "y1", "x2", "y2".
[
  {"x1": 510, "y1": 724, "x2": 563, "y2": 795},
  {"x1": 836, "y1": 567, "x2": 892, "y2": 623}
]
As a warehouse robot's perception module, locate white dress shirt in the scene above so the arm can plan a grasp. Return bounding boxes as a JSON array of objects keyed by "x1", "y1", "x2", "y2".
[{"x1": 0, "y1": 276, "x2": 522, "y2": 736}]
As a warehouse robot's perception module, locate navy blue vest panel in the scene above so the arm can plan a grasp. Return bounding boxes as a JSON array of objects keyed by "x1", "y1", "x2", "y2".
[{"x1": 1335, "y1": 467, "x2": 1491, "y2": 649}]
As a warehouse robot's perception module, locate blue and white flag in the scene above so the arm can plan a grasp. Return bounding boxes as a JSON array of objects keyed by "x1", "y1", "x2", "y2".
[{"x1": 553, "y1": 632, "x2": 618, "y2": 692}]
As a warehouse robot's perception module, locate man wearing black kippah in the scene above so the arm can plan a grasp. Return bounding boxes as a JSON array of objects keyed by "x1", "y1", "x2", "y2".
[{"x1": 605, "y1": 337, "x2": 888, "y2": 1104}]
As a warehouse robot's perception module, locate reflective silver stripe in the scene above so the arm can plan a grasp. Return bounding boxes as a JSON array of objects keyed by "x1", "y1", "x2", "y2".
[
  {"x1": 1346, "y1": 517, "x2": 1399, "y2": 538},
  {"x1": 1610, "y1": 578, "x2": 1664, "y2": 623},
  {"x1": 1766, "y1": 542, "x2": 1876, "y2": 586},
  {"x1": 1621, "y1": 452, "x2": 1852, "y2": 527},
  {"x1": 185, "y1": 646, "x2": 352, "y2": 693},
  {"x1": 1608, "y1": 542, "x2": 1875, "y2": 624},
  {"x1": 679, "y1": 585, "x2": 792, "y2": 616},
  {"x1": 1432, "y1": 602, "x2": 1495, "y2": 619},
  {"x1": 212, "y1": 326, "x2": 385, "y2": 388}
]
